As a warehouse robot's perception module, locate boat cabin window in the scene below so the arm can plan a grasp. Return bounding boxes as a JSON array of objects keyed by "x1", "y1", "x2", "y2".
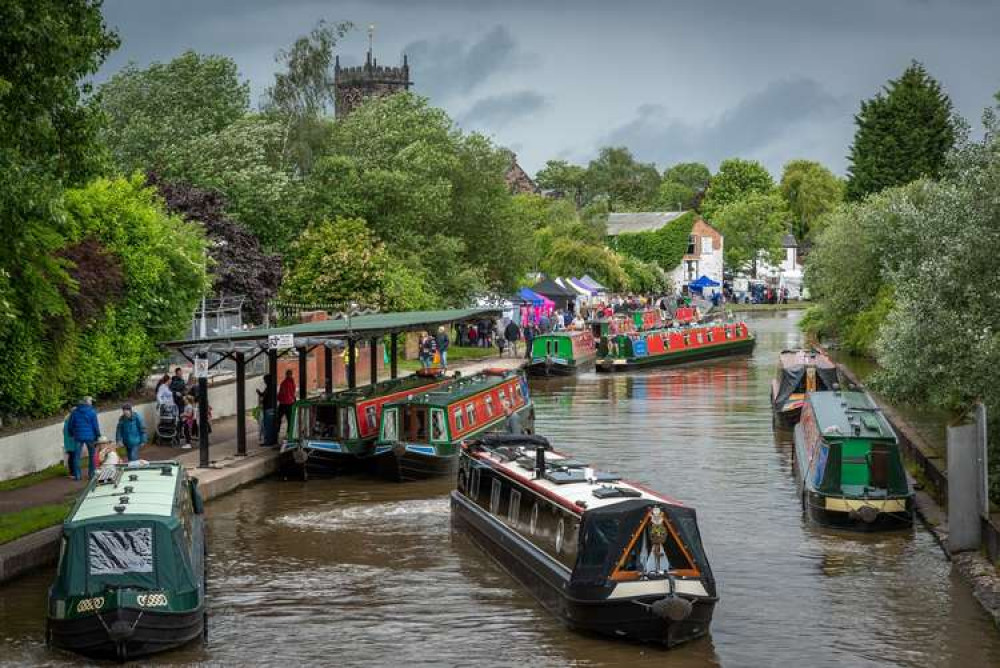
[
  {"x1": 513, "y1": 384, "x2": 522, "y2": 400},
  {"x1": 490, "y1": 479, "x2": 502, "y2": 514},
  {"x1": 498, "y1": 389, "x2": 507, "y2": 406},
  {"x1": 530, "y1": 503, "x2": 539, "y2": 534},
  {"x1": 453, "y1": 407, "x2": 465, "y2": 432},
  {"x1": 338, "y1": 406, "x2": 358, "y2": 440},
  {"x1": 430, "y1": 409, "x2": 447, "y2": 442},
  {"x1": 683, "y1": 334, "x2": 690, "y2": 346},
  {"x1": 465, "y1": 403, "x2": 476, "y2": 426},
  {"x1": 706, "y1": 330, "x2": 714, "y2": 342},
  {"x1": 382, "y1": 408, "x2": 399, "y2": 441},
  {"x1": 508, "y1": 490, "x2": 521, "y2": 527},
  {"x1": 88, "y1": 527, "x2": 154, "y2": 575},
  {"x1": 402, "y1": 406, "x2": 429, "y2": 442},
  {"x1": 364, "y1": 405, "x2": 378, "y2": 432},
  {"x1": 484, "y1": 395, "x2": 495, "y2": 417},
  {"x1": 470, "y1": 467, "x2": 482, "y2": 500},
  {"x1": 613, "y1": 510, "x2": 696, "y2": 579},
  {"x1": 312, "y1": 404, "x2": 338, "y2": 438},
  {"x1": 555, "y1": 518, "x2": 565, "y2": 555}
]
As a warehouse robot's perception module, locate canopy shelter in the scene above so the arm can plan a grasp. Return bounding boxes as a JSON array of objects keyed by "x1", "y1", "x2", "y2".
[
  {"x1": 159, "y1": 308, "x2": 502, "y2": 466},
  {"x1": 532, "y1": 277, "x2": 576, "y2": 310},
  {"x1": 579, "y1": 274, "x2": 608, "y2": 292},
  {"x1": 689, "y1": 275, "x2": 720, "y2": 289},
  {"x1": 518, "y1": 287, "x2": 551, "y2": 307}
]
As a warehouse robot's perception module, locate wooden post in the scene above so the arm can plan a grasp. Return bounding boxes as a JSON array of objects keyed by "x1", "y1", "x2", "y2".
[
  {"x1": 348, "y1": 340, "x2": 356, "y2": 389},
  {"x1": 235, "y1": 351, "x2": 246, "y2": 456},
  {"x1": 369, "y1": 337, "x2": 378, "y2": 386},
  {"x1": 198, "y1": 353, "x2": 210, "y2": 468},
  {"x1": 324, "y1": 344, "x2": 333, "y2": 394},
  {"x1": 390, "y1": 333, "x2": 398, "y2": 379},
  {"x1": 298, "y1": 347, "x2": 308, "y2": 400}
]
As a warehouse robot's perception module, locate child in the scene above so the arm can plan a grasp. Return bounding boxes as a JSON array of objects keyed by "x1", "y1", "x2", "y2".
[{"x1": 96, "y1": 437, "x2": 120, "y2": 469}]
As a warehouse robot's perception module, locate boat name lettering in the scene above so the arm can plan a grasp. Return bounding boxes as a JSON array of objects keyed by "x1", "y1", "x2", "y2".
[
  {"x1": 76, "y1": 596, "x2": 105, "y2": 613},
  {"x1": 136, "y1": 593, "x2": 169, "y2": 607}
]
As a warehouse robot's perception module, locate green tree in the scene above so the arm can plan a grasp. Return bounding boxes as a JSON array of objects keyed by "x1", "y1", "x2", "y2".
[
  {"x1": 584, "y1": 147, "x2": 661, "y2": 211},
  {"x1": 263, "y1": 20, "x2": 352, "y2": 174},
  {"x1": 654, "y1": 180, "x2": 695, "y2": 211},
  {"x1": 700, "y1": 158, "x2": 774, "y2": 219},
  {"x1": 663, "y1": 162, "x2": 711, "y2": 192},
  {"x1": 713, "y1": 193, "x2": 787, "y2": 277},
  {"x1": 845, "y1": 61, "x2": 956, "y2": 201},
  {"x1": 96, "y1": 51, "x2": 250, "y2": 174},
  {"x1": 161, "y1": 116, "x2": 305, "y2": 252},
  {"x1": 611, "y1": 211, "x2": 696, "y2": 272},
  {"x1": 779, "y1": 159, "x2": 844, "y2": 240},
  {"x1": 535, "y1": 159, "x2": 587, "y2": 206}
]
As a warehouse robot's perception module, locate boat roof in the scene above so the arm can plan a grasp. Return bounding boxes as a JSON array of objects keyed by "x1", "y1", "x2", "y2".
[
  {"x1": 388, "y1": 370, "x2": 519, "y2": 408},
  {"x1": 471, "y1": 442, "x2": 684, "y2": 515},
  {"x1": 808, "y1": 391, "x2": 896, "y2": 441},
  {"x1": 301, "y1": 372, "x2": 446, "y2": 405},
  {"x1": 67, "y1": 461, "x2": 183, "y2": 524},
  {"x1": 778, "y1": 348, "x2": 836, "y2": 370}
]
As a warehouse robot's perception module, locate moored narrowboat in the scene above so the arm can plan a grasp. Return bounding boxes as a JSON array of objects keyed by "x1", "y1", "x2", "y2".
[
  {"x1": 451, "y1": 434, "x2": 716, "y2": 647},
  {"x1": 596, "y1": 321, "x2": 754, "y2": 372},
  {"x1": 794, "y1": 391, "x2": 914, "y2": 531},
  {"x1": 527, "y1": 329, "x2": 596, "y2": 376},
  {"x1": 372, "y1": 369, "x2": 534, "y2": 482},
  {"x1": 770, "y1": 349, "x2": 839, "y2": 425},
  {"x1": 278, "y1": 371, "x2": 452, "y2": 478},
  {"x1": 47, "y1": 461, "x2": 206, "y2": 661}
]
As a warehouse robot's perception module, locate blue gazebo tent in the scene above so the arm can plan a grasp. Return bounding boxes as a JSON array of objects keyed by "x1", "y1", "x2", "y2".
[
  {"x1": 689, "y1": 275, "x2": 721, "y2": 293},
  {"x1": 518, "y1": 287, "x2": 549, "y2": 306}
]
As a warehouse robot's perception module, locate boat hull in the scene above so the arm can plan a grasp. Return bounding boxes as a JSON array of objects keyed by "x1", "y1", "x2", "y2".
[
  {"x1": 48, "y1": 606, "x2": 203, "y2": 661},
  {"x1": 525, "y1": 356, "x2": 593, "y2": 377},
  {"x1": 373, "y1": 445, "x2": 458, "y2": 482},
  {"x1": 597, "y1": 338, "x2": 755, "y2": 373},
  {"x1": 278, "y1": 443, "x2": 367, "y2": 479},
  {"x1": 450, "y1": 491, "x2": 715, "y2": 648}
]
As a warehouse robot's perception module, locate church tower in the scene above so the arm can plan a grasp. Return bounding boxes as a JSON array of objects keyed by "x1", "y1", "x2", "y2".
[{"x1": 334, "y1": 26, "x2": 412, "y2": 117}]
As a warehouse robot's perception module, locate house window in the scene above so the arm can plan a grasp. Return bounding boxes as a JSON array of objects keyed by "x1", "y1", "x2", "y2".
[
  {"x1": 701, "y1": 236, "x2": 713, "y2": 255},
  {"x1": 490, "y1": 479, "x2": 502, "y2": 515},
  {"x1": 687, "y1": 234, "x2": 696, "y2": 254},
  {"x1": 508, "y1": 490, "x2": 521, "y2": 527},
  {"x1": 685, "y1": 260, "x2": 698, "y2": 282}
]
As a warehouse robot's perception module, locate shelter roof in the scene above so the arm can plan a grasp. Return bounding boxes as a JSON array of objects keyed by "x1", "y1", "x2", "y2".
[
  {"x1": 606, "y1": 211, "x2": 685, "y2": 236},
  {"x1": 579, "y1": 274, "x2": 608, "y2": 291},
  {"x1": 160, "y1": 307, "x2": 502, "y2": 353},
  {"x1": 532, "y1": 277, "x2": 576, "y2": 298}
]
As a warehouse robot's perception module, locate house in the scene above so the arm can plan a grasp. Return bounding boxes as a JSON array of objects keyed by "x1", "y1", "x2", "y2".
[
  {"x1": 755, "y1": 233, "x2": 804, "y2": 298},
  {"x1": 606, "y1": 212, "x2": 724, "y2": 295}
]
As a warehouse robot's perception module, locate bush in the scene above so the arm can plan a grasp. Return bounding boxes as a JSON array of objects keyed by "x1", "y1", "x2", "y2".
[{"x1": 611, "y1": 211, "x2": 696, "y2": 272}]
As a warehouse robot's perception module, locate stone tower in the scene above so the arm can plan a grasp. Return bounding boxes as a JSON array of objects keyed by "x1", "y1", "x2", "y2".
[{"x1": 334, "y1": 46, "x2": 412, "y2": 117}]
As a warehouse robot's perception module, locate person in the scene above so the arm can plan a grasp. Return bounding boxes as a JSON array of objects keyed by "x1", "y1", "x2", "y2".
[
  {"x1": 504, "y1": 320, "x2": 521, "y2": 358},
  {"x1": 504, "y1": 405, "x2": 523, "y2": 435},
  {"x1": 181, "y1": 395, "x2": 196, "y2": 448},
  {"x1": 115, "y1": 403, "x2": 146, "y2": 462},
  {"x1": 63, "y1": 407, "x2": 79, "y2": 480},
  {"x1": 155, "y1": 373, "x2": 173, "y2": 406},
  {"x1": 418, "y1": 332, "x2": 433, "y2": 369},
  {"x1": 169, "y1": 366, "x2": 187, "y2": 412},
  {"x1": 436, "y1": 326, "x2": 450, "y2": 371},
  {"x1": 572, "y1": 313, "x2": 586, "y2": 330},
  {"x1": 97, "y1": 437, "x2": 120, "y2": 470},
  {"x1": 468, "y1": 324, "x2": 478, "y2": 347},
  {"x1": 67, "y1": 396, "x2": 101, "y2": 479},
  {"x1": 257, "y1": 374, "x2": 276, "y2": 445},
  {"x1": 277, "y1": 369, "x2": 296, "y2": 438},
  {"x1": 523, "y1": 323, "x2": 535, "y2": 359}
]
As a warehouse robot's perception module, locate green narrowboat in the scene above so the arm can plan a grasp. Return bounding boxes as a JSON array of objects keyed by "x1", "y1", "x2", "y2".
[
  {"x1": 597, "y1": 321, "x2": 755, "y2": 372},
  {"x1": 47, "y1": 461, "x2": 206, "y2": 661},
  {"x1": 278, "y1": 371, "x2": 452, "y2": 478},
  {"x1": 794, "y1": 391, "x2": 914, "y2": 531},
  {"x1": 526, "y1": 329, "x2": 597, "y2": 376},
  {"x1": 372, "y1": 369, "x2": 534, "y2": 481}
]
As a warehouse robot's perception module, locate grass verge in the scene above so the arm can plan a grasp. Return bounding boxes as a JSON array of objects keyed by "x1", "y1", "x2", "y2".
[
  {"x1": 0, "y1": 463, "x2": 68, "y2": 492},
  {"x1": 0, "y1": 502, "x2": 72, "y2": 544}
]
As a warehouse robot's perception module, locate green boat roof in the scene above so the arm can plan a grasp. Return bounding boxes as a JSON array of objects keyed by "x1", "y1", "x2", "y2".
[
  {"x1": 296, "y1": 372, "x2": 444, "y2": 406},
  {"x1": 67, "y1": 462, "x2": 183, "y2": 524},
  {"x1": 808, "y1": 391, "x2": 896, "y2": 441},
  {"x1": 387, "y1": 371, "x2": 518, "y2": 407}
]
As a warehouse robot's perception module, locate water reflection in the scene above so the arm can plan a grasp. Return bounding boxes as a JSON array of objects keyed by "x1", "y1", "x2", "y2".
[{"x1": 0, "y1": 312, "x2": 998, "y2": 667}]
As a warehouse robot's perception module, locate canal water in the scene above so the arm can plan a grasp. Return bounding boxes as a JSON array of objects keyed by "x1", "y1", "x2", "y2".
[{"x1": 2, "y1": 312, "x2": 999, "y2": 667}]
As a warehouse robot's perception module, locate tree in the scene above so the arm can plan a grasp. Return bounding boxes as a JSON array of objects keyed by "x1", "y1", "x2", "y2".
[
  {"x1": 700, "y1": 158, "x2": 774, "y2": 219},
  {"x1": 263, "y1": 20, "x2": 352, "y2": 174},
  {"x1": 713, "y1": 193, "x2": 787, "y2": 277},
  {"x1": 148, "y1": 174, "x2": 282, "y2": 324},
  {"x1": 845, "y1": 61, "x2": 956, "y2": 201},
  {"x1": 663, "y1": 162, "x2": 711, "y2": 193},
  {"x1": 535, "y1": 159, "x2": 586, "y2": 206},
  {"x1": 584, "y1": 147, "x2": 661, "y2": 211},
  {"x1": 96, "y1": 51, "x2": 250, "y2": 174},
  {"x1": 779, "y1": 160, "x2": 844, "y2": 240},
  {"x1": 654, "y1": 180, "x2": 695, "y2": 211},
  {"x1": 160, "y1": 116, "x2": 305, "y2": 252}
]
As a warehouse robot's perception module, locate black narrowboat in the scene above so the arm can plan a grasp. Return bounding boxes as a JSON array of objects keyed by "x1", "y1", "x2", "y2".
[
  {"x1": 451, "y1": 434, "x2": 716, "y2": 647},
  {"x1": 771, "y1": 349, "x2": 839, "y2": 425}
]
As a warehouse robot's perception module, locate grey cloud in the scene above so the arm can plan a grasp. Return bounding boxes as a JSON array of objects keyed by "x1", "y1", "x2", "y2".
[
  {"x1": 602, "y1": 78, "x2": 847, "y2": 173},
  {"x1": 403, "y1": 26, "x2": 530, "y2": 102},
  {"x1": 458, "y1": 91, "x2": 547, "y2": 130}
]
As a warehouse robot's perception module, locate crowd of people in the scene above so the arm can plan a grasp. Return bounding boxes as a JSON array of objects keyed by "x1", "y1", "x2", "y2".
[
  {"x1": 154, "y1": 366, "x2": 211, "y2": 449},
  {"x1": 62, "y1": 398, "x2": 146, "y2": 480}
]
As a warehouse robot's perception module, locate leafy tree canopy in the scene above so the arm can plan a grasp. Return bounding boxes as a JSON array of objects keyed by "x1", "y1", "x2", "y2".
[
  {"x1": 535, "y1": 159, "x2": 587, "y2": 206},
  {"x1": 845, "y1": 61, "x2": 956, "y2": 201},
  {"x1": 96, "y1": 50, "x2": 250, "y2": 174},
  {"x1": 700, "y1": 158, "x2": 774, "y2": 220},
  {"x1": 663, "y1": 162, "x2": 711, "y2": 192},
  {"x1": 611, "y1": 211, "x2": 697, "y2": 273},
  {"x1": 584, "y1": 147, "x2": 661, "y2": 212},
  {"x1": 779, "y1": 159, "x2": 844, "y2": 240},
  {"x1": 654, "y1": 180, "x2": 696, "y2": 211},
  {"x1": 713, "y1": 192, "x2": 787, "y2": 277}
]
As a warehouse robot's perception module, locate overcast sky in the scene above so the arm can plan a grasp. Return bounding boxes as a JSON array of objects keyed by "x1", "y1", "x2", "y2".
[{"x1": 99, "y1": 0, "x2": 1000, "y2": 177}]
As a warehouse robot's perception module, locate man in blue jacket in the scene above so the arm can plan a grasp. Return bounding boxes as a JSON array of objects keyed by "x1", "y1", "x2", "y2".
[
  {"x1": 67, "y1": 396, "x2": 101, "y2": 479},
  {"x1": 115, "y1": 403, "x2": 146, "y2": 462}
]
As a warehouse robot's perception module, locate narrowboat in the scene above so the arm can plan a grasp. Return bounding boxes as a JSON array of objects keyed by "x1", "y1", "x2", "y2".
[
  {"x1": 372, "y1": 369, "x2": 534, "y2": 482},
  {"x1": 526, "y1": 329, "x2": 597, "y2": 376},
  {"x1": 596, "y1": 321, "x2": 754, "y2": 372},
  {"x1": 278, "y1": 371, "x2": 452, "y2": 478},
  {"x1": 770, "y1": 349, "x2": 840, "y2": 425},
  {"x1": 794, "y1": 391, "x2": 914, "y2": 530},
  {"x1": 452, "y1": 434, "x2": 716, "y2": 647},
  {"x1": 47, "y1": 461, "x2": 206, "y2": 661}
]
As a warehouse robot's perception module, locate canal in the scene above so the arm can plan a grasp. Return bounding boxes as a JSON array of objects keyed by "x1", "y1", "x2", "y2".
[{"x1": 2, "y1": 311, "x2": 999, "y2": 666}]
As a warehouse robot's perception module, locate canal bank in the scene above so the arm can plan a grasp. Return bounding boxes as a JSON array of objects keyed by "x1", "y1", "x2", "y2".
[
  {"x1": 819, "y1": 343, "x2": 1000, "y2": 628},
  {"x1": 0, "y1": 354, "x2": 526, "y2": 585}
]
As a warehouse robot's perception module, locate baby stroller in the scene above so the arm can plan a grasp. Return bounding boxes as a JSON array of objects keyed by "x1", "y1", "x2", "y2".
[{"x1": 156, "y1": 402, "x2": 181, "y2": 447}]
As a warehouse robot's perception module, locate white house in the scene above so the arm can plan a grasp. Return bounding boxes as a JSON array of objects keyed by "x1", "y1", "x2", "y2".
[
  {"x1": 606, "y1": 212, "x2": 724, "y2": 295},
  {"x1": 756, "y1": 233, "x2": 804, "y2": 298}
]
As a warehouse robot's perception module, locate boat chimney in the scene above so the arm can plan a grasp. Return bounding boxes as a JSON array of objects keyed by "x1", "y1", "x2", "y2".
[{"x1": 535, "y1": 446, "x2": 546, "y2": 480}]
